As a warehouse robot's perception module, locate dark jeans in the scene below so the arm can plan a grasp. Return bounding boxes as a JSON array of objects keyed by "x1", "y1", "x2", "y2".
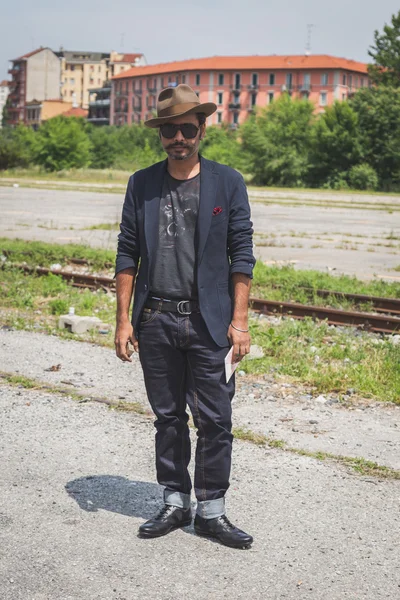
[{"x1": 138, "y1": 308, "x2": 235, "y2": 517}]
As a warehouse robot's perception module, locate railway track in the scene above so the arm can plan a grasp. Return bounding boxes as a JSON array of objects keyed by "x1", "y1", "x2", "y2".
[{"x1": 3, "y1": 262, "x2": 400, "y2": 334}]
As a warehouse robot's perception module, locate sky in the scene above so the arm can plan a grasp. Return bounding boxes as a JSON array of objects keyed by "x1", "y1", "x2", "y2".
[{"x1": 1, "y1": 0, "x2": 399, "y2": 81}]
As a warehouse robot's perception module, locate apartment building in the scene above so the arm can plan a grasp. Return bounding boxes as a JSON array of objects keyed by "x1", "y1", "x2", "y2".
[
  {"x1": 110, "y1": 55, "x2": 369, "y2": 126},
  {"x1": 6, "y1": 47, "x2": 61, "y2": 126},
  {"x1": 0, "y1": 80, "x2": 9, "y2": 126},
  {"x1": 57, "y1": 49, "x2": 146, "y2": 110}
]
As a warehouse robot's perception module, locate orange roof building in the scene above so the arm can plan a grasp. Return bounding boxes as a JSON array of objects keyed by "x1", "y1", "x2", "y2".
[{"x1": 110, "y1": 54, "x2": 369, "y2": 126}]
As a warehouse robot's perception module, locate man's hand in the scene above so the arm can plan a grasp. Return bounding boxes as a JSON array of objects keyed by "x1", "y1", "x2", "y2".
[
  {"x1": 227, "y1": 323, "x2": 251, "y2": 361},
  {"x1": 115, "y1": 321, "x2": 138, "y2": 362}
]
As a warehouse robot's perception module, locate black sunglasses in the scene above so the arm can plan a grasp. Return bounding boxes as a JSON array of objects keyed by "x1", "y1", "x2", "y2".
[{"x1": 159, "y1": 123, "x2": 200, "y2": 139}]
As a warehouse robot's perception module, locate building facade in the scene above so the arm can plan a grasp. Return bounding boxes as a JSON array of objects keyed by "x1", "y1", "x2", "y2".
[
  {"x1": 6, "y1": 47, "x2": 61, "y2": 126},
  {"x1": 0, "y1": 80, "x2": 9, "y2": 127},
  {"x1": 57, "y1": 49, "x2": 146, "y2": 111},
  {"x1": 110, "y1": 55, "x2": 369, "y2": 126}
]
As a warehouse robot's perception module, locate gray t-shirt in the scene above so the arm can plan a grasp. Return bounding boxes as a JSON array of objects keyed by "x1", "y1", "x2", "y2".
[{"x1": 150, "y1": 171, "x2": 200, "y2": 299}]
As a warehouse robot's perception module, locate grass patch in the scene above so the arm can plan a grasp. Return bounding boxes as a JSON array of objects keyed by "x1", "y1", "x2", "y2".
[
  {"x1": 87, "y1": 223, "x2": 119, "y2": 231},
  {"x1": 231, "y1": 427, "x2": 399, "y2": 479},
  {"x1": 243, "y1": 318, "x2": 400, "y2": 404},
  {"x1": 0, "y1": 167, "x2": 131, "y2": 185},
  {"x1": 0, "y1": 238, "x2": 115, "y2": 270},
  {"x1": 395, "y1": 265, "x2": 400, "y2": 272},
  {"x1": 252, "y1": 262, "x2": 400, "y2": 310}
]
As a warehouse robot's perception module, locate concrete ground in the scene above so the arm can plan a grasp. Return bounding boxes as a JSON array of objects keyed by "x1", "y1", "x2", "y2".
[
  {"x1": 1, "y1": 185, "x2": 400, "y2": 281},
  {"x1": 0, "y1": 329, "x2": 399, "y2": 599}
]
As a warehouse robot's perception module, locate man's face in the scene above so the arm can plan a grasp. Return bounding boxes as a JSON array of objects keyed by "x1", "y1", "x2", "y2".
[{"x1": 159, "y1": 113, "x2": 205, "y2": 161}]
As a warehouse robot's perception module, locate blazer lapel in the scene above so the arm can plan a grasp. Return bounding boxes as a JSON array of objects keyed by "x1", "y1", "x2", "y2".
[
  {"x1": 144, "y1": 159, "x2": 167, "y2": 270},
  {"x1": 197, "y1": 156, "x2": 219, "y2": 265}
]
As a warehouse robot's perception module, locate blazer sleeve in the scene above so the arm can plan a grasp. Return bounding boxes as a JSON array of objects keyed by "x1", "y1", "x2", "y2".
[
  {"x1": 227, "y1": 174, "x2": 256, "y2": 278},
  {"x1": 114, "y1": 174, "x2": 141, "y2": 277}
]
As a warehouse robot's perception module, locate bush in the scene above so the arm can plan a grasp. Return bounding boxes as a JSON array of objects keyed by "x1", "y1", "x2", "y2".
[
  {"x1": 348, "y1": 164, "x2": 379, "y2": 190},
  {"x1": 35, "y1": 116, "x2": 92, "y2": 171}
]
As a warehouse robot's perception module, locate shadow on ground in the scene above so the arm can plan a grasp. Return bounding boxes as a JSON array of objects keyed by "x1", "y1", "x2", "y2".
[{"x1": 65, "y1": 476, "x2": 164, "y2": 520}]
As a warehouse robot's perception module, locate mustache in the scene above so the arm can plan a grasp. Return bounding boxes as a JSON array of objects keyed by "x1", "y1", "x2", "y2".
[{"x1": 167, "y1": 142, "x2": 190, "y2": 149}]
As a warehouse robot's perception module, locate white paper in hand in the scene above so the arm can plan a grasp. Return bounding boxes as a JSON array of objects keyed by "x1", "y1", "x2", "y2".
[{"x1": 225, "y1": 346, "x2": 242, "y2": 383}]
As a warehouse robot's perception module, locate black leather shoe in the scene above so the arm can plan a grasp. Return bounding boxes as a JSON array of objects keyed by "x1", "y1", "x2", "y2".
[
  {"x1": 194, "y1": 514, "x2": 253, "y2": 549},
  {"x1": 138, "y1": 505, "x2": 192, "y2": 538}
]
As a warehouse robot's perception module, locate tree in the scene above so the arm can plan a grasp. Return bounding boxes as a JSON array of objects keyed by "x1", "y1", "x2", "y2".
[
  {"x1": 240, "y1": 95, "x2": 315, "y2": 186},
  {"x1": 88, "y1": 126, "x2": 119, "y2": 169},
  {"x1": 200, "y1": 124, "x2": 245, "y2": 170},
  {"x1": 308, "y1": 101, "x2": 361, "y2": 187},
  {"x1": 0, "y1": 125, "x2": 37, "y2": 170},
  {"x1": 35, "y1": 116, "x2": 92, "y2": 171},
  {"x1": 350, "y1": 87, "x2": 400, "y2": 189},
  {"x1": 368, "y1": 11, "x2": 400, "y2": 87}
]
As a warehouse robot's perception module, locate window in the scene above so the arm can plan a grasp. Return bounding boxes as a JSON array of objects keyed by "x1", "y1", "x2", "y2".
[
  {"x1": 342, "y1": 74, "x2": 347, "y2": 86},
  {"x1": 217, "y1": 112, "x2": 222, "y2": 123},
  {"x1": 196, "y1": 73, "x2": 200, "y2": 85},
  {"x1": 90, "y1": 65, "x2": 94, "y2": 72},
  {"x1": 160, "y1": 77, "x2": 164, "y2": 88},
  {"x1": 234, "y1": 73, "x2": 241, "y2": 89},
  {"x1": 251, "y1": 92, "x2": 257, "y2": 107},
  {"x1": 233, "y1": 92, "x2": 240, "y2": 104},
  {"x1": 154, "y1": 78, "x2": 157, "y2": 89},
  {"x1": 217, "y1": 92, "x2": 223, "y2": 105},
  {"x1": 355, "y1": 76, "x2": 359, "y2": 88},
  {"x1": 360, "y1": 77, "x2": 364, "y2": 88},
  {"x1": 98, "y1": 78, "x2": 101, "y2": 84},
  {"x1": 233, "y1": 112, "x2": 239, "y2": 125},
  {"x1": 303, "y1": 73, "x2": 311, "y2": 90},
  {"x1": 320, "y1": 92, "x2": 327, "y2": 106},
  {"x1": 182, "y1": 74, "x2": 186, "y2": 84},
  {"x1": 70, "y1": 90, "x2": 74, "y2": 96},
  {"x1": 176, "y1": 75, "x2": 179, "y2": 84},
  {"x1": 268, "y1": 92, "x2": 274, "y2": 104},
  {"x1": 321, "y1": 73, "x2": 328, "y2": 85},
  {"x1": 269, "y1": 74, "x2": 275, "y2": 85},
  {"x1": 218, "y1": 73, "x2": 224, "y2": 85},
  {"x1": 71, "y1": 65, "x2": 75, "y2": 71},
  {"x1": 342, "y1": 93, "x2": 346, "y2": 101},
  {"x1": 252, "y1": 73, "x2": 258, "y2": 87},
  {"x1": 286, "y1": 73, "x2": 293, "y2": 90}
]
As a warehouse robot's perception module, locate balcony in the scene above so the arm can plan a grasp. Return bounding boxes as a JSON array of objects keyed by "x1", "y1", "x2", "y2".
[
  {"x1": 133, "y1": 89, "x2": 143, "y2": 95},
  {"x1": 248, "y1": 83, "x2": 259, "y2": 90},
  {"x1": 147, "y1": 87, "x2": 157, "y2": 94},
  {"x1": 228, "y1": 103, "x2": 241, "y2": 110},
  {"x1": 133, "y1": 105, "x2": 142, "y2": 112},
  {"x1": 89, "y1": 98, "x2": 110, "y2": 107},
  {"x1": 298, "y1": 83, "x2": 312, "y2": 93},
  {"x1": 230, "y1": 84, "x2": 242, "y2": 91}
]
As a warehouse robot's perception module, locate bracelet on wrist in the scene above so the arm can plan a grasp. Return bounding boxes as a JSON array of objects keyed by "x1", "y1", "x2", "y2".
[{"x1": 230, "y1": 322, "x2": 249, "y2": 333}]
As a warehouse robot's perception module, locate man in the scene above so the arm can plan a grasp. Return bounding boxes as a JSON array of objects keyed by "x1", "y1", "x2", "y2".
[{"x1": 114, "y1": 84, "x2": 256, "y2": 549}]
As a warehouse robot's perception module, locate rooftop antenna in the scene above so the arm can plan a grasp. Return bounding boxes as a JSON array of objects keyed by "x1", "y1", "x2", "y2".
[{"x1": 305, "y1": 24, "x2": 315, "y2": 56}]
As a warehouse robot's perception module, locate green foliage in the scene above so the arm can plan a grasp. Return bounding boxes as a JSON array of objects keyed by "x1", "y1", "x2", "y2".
[
  {"x1": 308, "y1": 102, "x2": 361, "y2": 187},
  {"x1": 0, "y1": 126, "x2": 37, "y2": 169},
  {"x1": 368, "y1": 10, "x2": 400, "y2": 87},
  {"x1": 241, "y1": 95, "x2": 315, "y2": 186},
  {"x1": 88, "y1": 126, "x2": 119, "y2": 168},
  {"x1": 350, "y1": 87, "x2": 400, "y2": 189},
  {"x1": 348, "y1": 163, "x2": 379, "y2": 190},
  {"x1": 48, "y1": 298, "x2": 69, "y2": 315},
  {"x1": 35, "y1": 116, "x2": 92, "y2": 171},
  {"x1": 200, "y1": 124, "x2": 245, "y2": 170}
]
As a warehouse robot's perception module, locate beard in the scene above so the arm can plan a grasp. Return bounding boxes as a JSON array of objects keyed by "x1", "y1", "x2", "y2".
[{"x1": 166, "y1": 142, "x2": 198, "y2": 161}]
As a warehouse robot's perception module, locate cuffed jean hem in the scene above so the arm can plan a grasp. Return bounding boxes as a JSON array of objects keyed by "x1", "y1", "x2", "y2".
[
  {"x1": 164, "y1": 489, "x2": 191, "y2": 510},
  {"x1": 196, "y1": 497, "x2": 226, "y2": 519}
]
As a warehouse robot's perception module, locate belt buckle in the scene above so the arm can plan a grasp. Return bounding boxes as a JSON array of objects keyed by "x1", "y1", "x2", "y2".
[{"x1": 177, "y1": 300, "x2": 192, "y2": 315}]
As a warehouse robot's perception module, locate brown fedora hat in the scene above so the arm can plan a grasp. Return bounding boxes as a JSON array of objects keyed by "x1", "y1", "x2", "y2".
[{"x1": 144, "y1": 84, "x2": 217, "y2": 128}]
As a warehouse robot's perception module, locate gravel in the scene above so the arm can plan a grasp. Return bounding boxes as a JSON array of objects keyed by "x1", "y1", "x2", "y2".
[
  {"x1": 1, "y1": 329, "x2": 399, "y2": 469},
  {"x1": 1, "y1": 383, "x2": 400, "y2": 600}
]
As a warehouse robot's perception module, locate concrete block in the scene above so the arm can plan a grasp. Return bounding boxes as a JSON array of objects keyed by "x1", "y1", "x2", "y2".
[
  {"x1": 247, "y1": 344, "x2": 264, "y2": 360},
  {"x1": 58, "y1": 314, "x2": 103, "y2": 334}
]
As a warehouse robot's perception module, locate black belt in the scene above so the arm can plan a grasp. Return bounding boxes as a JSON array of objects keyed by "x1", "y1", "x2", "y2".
[{"x1": 145, "y1": 297, "x2": 200, "y2": 315}]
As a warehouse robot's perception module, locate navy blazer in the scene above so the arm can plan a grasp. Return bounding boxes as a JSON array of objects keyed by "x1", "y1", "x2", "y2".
[{"x1": 115, "y1": 155, "x2": 256, "y2": 347}]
